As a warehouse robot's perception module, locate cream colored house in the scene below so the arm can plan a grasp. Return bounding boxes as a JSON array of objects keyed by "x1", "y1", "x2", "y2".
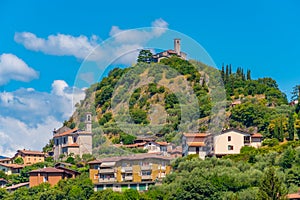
[
  {"x1": 182, "y1": 129, "x2": 263, "y2": 159},
  {"x1": 213, "y1": 129, "x2": 263, "y2": 156},
  {"x1": 53, "y1": 113, "x2": 93, "y2": 160}
]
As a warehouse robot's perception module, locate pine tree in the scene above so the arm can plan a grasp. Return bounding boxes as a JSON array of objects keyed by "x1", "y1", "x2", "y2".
[
  {"x1": 137, "y1": 49, "x2": 153, "y2": 63},
  {"x1": 288, "y1": 112, "x2": 295, "y2": 141},
  {"x1": 258, "y1": 167, "x2": 287, "y2": 199},
  {"x1": 229, "y1": 64, "x2": 232, "y2": 75}
]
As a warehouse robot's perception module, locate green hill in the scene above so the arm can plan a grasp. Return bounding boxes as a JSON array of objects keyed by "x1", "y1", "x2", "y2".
[{"x1": 66, "y1": 56, "x2": 294, "y2": 156}]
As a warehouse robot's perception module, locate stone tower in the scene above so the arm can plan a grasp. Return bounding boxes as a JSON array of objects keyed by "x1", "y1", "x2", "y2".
[
  {"x1": 85, "y1": 112, "x2": 92, "y2": 133},
  {"x1": 174, "y1": 38, "x2": 181, "y2": 56}
]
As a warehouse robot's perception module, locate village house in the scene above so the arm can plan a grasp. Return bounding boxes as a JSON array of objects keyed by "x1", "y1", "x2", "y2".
[
  {"x1": 213, "y1": 129, "x2": 263, "y2": 156},
  {"x1": 6, "y1": 182, "x2": 29, "y2": 192},
  {"x1": 152, "y1": 38, "x2": 187, "y2": 62},
  {"x1": 182, "y1": 129, "x2": 263, "y2": 159},
  {"x1": 182, "y1": 133, "x2": 210, "y2": 159},
  {"x1": 121, "y1": 140, "x2": 181, "y2": 158},
  {"x1": 13, "y1": 149, "x2": 45, "y2": 164},
  {"x1": 29, "y1": 166, "x2": 80, "y2": 187},
  {"x1": 0, "y1": 158, "x2": 12, "y2": 164},
  {"x1": 88, "y1": 153, "x2": 172, "y2": 192},
  {"x1": 53, "y1": 113, "x2": 93, "y2": 160},
  {"x1": 0, "y1": 163, "x2": 24, "y2": 175}
]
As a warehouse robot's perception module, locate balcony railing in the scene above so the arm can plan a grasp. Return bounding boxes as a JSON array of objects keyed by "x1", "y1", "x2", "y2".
[
  {"x1": 141, "y1": 165, "x2": 151, "y2": 171},
  {"x1": 99, "y1": 168, "x2": 115, "y2": 173},
  {"x1": 98, "y1": 178, "x2": 116, "y2": 183},
  {"x1": 141, "y1": 175, "x2": 152, "y2": 180},
  {"x1": 124, "y1": 176, "x2": 133, "y2": 181},
  {"x1": 122, "y1": 166, "x2": 133, "y2": 172}
]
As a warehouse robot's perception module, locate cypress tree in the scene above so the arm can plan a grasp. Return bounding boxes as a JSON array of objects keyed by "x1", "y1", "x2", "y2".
[
  {"x1": 247, "y1": 69, "x2": 251, "y2": 80},
  {"x1": 288, "y1": 112, "x2": 295, "y2": 141}
]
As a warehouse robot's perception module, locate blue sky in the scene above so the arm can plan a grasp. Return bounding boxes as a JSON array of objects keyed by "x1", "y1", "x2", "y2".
[{"x1": 0, "y1": 0, "x2": 299, "y2": 156}]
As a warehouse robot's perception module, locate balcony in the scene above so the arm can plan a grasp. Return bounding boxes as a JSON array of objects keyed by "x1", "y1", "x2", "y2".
[
  {"x1": 124, "y1": 176, "x2": 133, "y2": 181},
  {"x1": 122, "y1": 166, "x2": 132, "y2": 172},
  {"x1": 98, "y1": 177, "x2": 116, "y2": 183},
  {"x1": 99, "y1": 168, "x2": 115, "y2": 173},
  {"x1": 141, "y1": 175, "x2": 152, "y2": 180},
  {"x1": 141, "y1": 165, "x2": 151, "y2": 171}
]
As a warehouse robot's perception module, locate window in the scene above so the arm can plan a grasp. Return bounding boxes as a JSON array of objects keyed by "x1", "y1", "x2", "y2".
[
  {"x1": 244, "y1": 136, "x2": 250, "y2": 143},
  {"x1": 43, "y1": 175, "x2": 48, "y2": 182},
  {"x1": 63, "y1": 137, "x2": 66, "y2": 144},
  {"x1": 228, "y1": 136, "x2": 231, "y2": 142},
  {"x1": 73, "y1": 137, "x2": 77, "y2": 143},
  {"x1": 228, "y1": 145, "x2": 234, "y2": 150}
]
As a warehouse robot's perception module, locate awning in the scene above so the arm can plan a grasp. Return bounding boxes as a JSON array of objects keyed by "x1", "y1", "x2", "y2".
[{"x1": 100, "y1": 162, "x2": 116, "y2": 167}]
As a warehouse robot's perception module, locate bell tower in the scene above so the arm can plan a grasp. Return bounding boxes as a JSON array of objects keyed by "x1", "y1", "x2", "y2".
[
  {"x1": 85, "y1": 112, "x2": 92, "y2": 133},
  {"x1": 174, "y1": 38, "x2": 181, "y2": 56}
]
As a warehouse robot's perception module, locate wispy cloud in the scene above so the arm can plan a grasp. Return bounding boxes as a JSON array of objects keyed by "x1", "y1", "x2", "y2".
[{"x1": 0, "y1": 53, "x2": 39, "y2": 85}]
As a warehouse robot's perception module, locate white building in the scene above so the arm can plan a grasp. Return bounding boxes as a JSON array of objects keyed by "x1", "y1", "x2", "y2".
[
  {"x1": 182, "y1": 129, "x2": 263, "y2": 159},
  {"x1": 53, "y1": 113, "x2": 93, "y2": 160},
  {"x1": 213, "y1": 129, "x2": 263, "y2": 156}
]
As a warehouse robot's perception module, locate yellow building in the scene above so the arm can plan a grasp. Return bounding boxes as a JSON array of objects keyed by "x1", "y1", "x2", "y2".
[
  {"x1": 13, "y1": 149, "x2": 45, "y2": 164},
  {"x1": 88, "y1": 153, "x2": 172, "y2": 192}
]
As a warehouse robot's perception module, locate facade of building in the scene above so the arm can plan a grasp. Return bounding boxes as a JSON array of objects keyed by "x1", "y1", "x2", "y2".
[
  {"x1": 13, "y1": 149, "x2": 45, "y2": 164},
  {"x1": 29, "y1": 167, "x2": 80, "y2": 187},
  {"x1": 182, "y1": 129, "x2": 263, "y2": 159},
  {"x1": 0, "y1": 158, "x2": 12, "y2": 164},
  {"x1": 0, "y1": 163, "x2": 24, "y2": 175},
  {"x1": 6, "y1": 182, "x2": 29, "y2": 192},
  {"x1": 213, "y1": 129, "x2": 263, "y2": 156},
  {"x1": 88, "y1": 154, "x2": 172, "y2": 192},
  {"x1": 182, "y1": 133, "x2": 210, "y2": 159},
  {"x1": 152, "y1": 38, "x2": 187, "y2": 62},
  {"x1": 53, "y1": 113, "x2": 93, "y2": 160}
]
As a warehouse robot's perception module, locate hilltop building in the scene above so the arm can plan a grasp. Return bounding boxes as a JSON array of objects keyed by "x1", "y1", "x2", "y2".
[
  {"x1": 53, "y1": 113, "x2": 93, "y2": 160},
  {"x1": 88, "y1": 153, "x2": 172, "y2": 192},
  {"x1": 182, "y1": 129, "x2": 263, "y2": 159},
  {"x1": 152, "y1": 38, "x2": 187, "y2": 62}
]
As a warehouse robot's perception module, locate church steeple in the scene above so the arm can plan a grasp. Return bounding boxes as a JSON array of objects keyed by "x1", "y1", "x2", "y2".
[{"x1": 85, "y1": 112, "x2": 92, "y2": 133}]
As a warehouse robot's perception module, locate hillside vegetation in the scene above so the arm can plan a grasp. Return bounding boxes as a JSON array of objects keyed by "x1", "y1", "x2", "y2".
[{"x1": 66, "y1": 56, "x2": 299, "y2": 157}]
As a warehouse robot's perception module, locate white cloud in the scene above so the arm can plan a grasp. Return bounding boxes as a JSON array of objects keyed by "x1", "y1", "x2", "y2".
[
  {"x1": 0, "y1": 80, "x2": 85, "y2": 156},
  {"x1": 0, "y1": 116, "x2": 61, "y2": 157},
  {"x1": 14, "y1": 19, "x2": 169, "y2": 64},
  {"x1": 14, "y1": 32, "x2": 99, "y2": 59},
  {"x1": 0, "y1": 53, "x2": 39, "y2": 85}
]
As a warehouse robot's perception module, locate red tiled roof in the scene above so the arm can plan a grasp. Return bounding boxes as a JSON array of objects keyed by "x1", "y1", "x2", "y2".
[
  {"x1": 287, "y1": 192, "x2": 300, "y2": 199},
  {"x1": 66, "y1": 143, "x2": 79, "y2": 147},
  {"x1": 0, "y1": 163, "x2": 25, "y2": 169},
  {"x1": 124, "y1": 142, "x2": 146, "y2": 148},
  {"x1": 187, "y1": 142, "x2": 206, "y2": 147},
  {"x1": 53, "y1": 128, "x2": 78, "y2": 138},
  {"x1": 183, "y1": 133, "x2": 208, "y2": 138},
  {"x1": 29, "y1": 167, "x2": 65, "y2": 173},
  {"x1": 18, "y1": 149, "x2": 45, "y2": 156},
  {"x1": 156, "y1": 142, "x2": 168, "y2": 146},
  {"x1": 251, "y1": 133, "x2": 263, "y2": 138}
]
